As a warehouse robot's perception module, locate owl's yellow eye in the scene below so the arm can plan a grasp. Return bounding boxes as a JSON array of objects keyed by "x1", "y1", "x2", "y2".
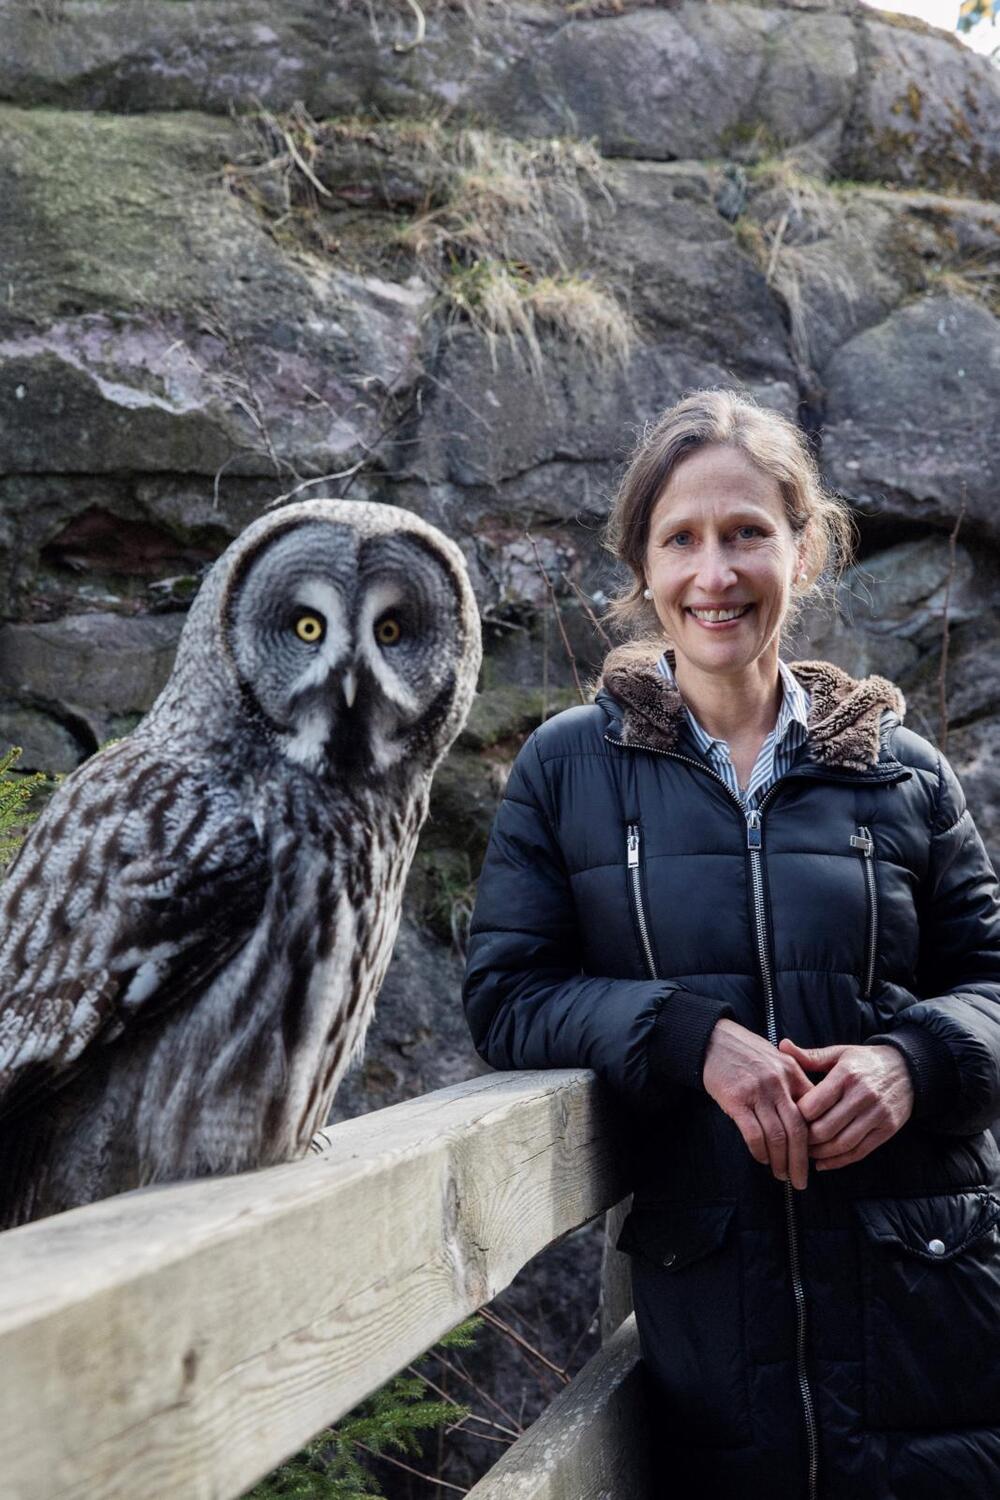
[
  {"x1": 294, "y1": 613, "x2": 325, "y2": 644},
  {"x1": 375, "y1": 616, "x2": 402, "y2": 647}
]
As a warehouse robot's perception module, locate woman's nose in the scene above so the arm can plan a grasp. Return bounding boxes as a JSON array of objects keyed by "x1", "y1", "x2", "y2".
[{"x1": 695, "y1": 544, "x2": 738, "y2": 592}]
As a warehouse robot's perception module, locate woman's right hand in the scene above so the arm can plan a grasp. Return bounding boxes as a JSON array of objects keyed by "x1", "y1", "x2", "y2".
[{"x1": 702, "y1": 1019, "x2": 813, "y2": 1190}]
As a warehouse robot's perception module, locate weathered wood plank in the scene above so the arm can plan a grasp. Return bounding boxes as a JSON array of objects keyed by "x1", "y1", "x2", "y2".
[
  {"x1": 0, "y1": 1069, "x2": 628, "y2": 1500},
  {"x1": 599, "y1": 1196, "x2": 634, "y2": 1343},
  {"x1": 466, "y1": 1314, "x2": 651, "y2": 1500}
]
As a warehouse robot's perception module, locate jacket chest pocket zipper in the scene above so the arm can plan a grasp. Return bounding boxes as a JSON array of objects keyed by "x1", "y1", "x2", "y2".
[
  {"x1": 850, "y1": 826, "x2": 878, "y2": 998},
  {"x1": 626, "y1": 824, "x2": 657, "y2": 979}
]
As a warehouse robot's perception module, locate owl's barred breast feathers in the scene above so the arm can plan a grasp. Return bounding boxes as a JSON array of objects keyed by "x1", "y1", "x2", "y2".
[{"x1": 0, "y1": 499, "x2": 482, "y2": 1226}]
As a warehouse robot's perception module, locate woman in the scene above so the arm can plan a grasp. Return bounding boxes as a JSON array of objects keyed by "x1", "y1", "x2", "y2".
[{"x1": 462, "y1": 390, "x2": 1000, "y2": 1498}]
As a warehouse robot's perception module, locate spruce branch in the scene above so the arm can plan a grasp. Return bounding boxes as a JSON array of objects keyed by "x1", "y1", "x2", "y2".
[{"x1": 0, "y1": 747, "x2": 49, "y2": 876}]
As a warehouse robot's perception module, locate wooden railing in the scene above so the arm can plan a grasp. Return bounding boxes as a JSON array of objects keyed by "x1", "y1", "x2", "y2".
[{"x1": 0, "y1": 1069, "x2": 647, "y2": 1499}]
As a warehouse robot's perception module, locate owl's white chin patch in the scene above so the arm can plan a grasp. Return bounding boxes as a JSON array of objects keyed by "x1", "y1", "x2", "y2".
[
  {"x1": 371, "y1": 735, "x2": 409, "y2": 773},
  {"x1": 283, "y1": 710, "x2": 330, "y2": 769}
]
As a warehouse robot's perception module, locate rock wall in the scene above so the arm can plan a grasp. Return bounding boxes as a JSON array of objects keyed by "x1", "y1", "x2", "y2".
[{"x1": 2, "y1": 1, "x2": 998, "y2": 1488}]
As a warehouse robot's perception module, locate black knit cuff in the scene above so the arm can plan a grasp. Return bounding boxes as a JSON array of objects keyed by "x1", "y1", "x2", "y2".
[
  {"x1": 866, "y1": 1023, "x2": 960, "y2": 1120},
  {"x1": 647, "y1": 993, "x2": 735, "y2": 1091}
]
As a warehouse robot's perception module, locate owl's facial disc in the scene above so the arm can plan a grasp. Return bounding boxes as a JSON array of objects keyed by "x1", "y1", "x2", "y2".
[
  {"x1": 349, "y1": 540, "x2": 468, "y2": 776},
  {"x1": 228, "y1": 519, "x2": 464, "y2": 779},
  {"x1": 227, "y1": 524, "x2": 354, "y2": 768}
]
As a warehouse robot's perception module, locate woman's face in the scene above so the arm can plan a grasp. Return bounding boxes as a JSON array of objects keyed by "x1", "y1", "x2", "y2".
[{"x1": 643, "y1": 442, "x2": 802, "y2": 680}]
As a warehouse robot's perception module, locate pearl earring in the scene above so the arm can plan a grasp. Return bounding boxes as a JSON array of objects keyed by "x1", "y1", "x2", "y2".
[{"x1": 643, "y1": 587, "x2": 653, "y2": 600}]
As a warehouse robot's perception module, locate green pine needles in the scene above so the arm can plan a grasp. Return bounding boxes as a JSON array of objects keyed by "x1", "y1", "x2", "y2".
[
  {"x1": 247, "y1": 1318, "x2": 481, "y2": 1498},
  {"x1": 0, "y1": 747, "x2": 47, "y2": 875}
]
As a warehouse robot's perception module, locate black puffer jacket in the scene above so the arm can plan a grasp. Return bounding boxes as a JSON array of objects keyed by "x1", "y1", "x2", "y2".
[{"x1": 463, "y1": 651, "x2": 1000, "y2": 1499}]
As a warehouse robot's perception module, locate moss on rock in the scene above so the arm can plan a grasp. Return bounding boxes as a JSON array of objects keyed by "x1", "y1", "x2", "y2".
[{"x1": 459, "y1": 683, "x2": 581, "y2": 751}]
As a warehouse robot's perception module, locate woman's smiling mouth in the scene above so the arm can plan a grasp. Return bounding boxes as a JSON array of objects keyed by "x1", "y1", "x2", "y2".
[{"x1": 686, "y1": 604, "x2": 754, "y2": 624}]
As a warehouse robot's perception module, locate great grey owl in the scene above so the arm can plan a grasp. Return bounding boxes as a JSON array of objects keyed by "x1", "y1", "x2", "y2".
[{"x1": 0, "y1": 499, "x2": 481, "y2": 1228}]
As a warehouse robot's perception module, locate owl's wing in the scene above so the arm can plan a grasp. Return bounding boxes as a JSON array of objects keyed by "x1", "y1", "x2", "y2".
[{"x1": 0, "y1": 759, "x2": 270, "y2": 1122}]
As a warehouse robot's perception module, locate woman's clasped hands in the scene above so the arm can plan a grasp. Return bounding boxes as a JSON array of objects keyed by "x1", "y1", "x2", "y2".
[{"x1": 702, "y1": 1019, "x2": 915, "y2": 1190}]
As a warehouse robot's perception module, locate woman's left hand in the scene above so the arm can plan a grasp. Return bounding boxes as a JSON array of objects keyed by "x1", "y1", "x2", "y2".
[{"x1": 777, "y1": 1039, "x2": 915, "y2": 1171}]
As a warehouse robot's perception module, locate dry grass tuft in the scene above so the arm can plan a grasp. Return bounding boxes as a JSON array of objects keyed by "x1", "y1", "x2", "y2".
[
  {"x1": 926, "y1": 258, "x2": 1000, "y2": 316},
  {"x1": 337, "y1": 0, "x2": 513, "y2": 53},
  {"x1": 223, "y1": 103, "x2": 338, "y2": 247},
  {"x1": 226, "y1": 108, "x2": 633, "y2": 374},
  {"x1": 527, "y1": 274, "x2": 635, "y2": 367},
  {"x1": 394, "y1": 129, "x2": 611, "y2": 272},
  {"x1": 446, "y1": 262, "x2": 634, "y2": 375},
  {"x1": 399, "y1": 130, "x2": 631, "y2": 371},
  {"x1": 447, "y1": 262, "x2": 545, "y2": 374},
  {"x1": 738, "y1": 158, "x2": 862, "y2": 371}
]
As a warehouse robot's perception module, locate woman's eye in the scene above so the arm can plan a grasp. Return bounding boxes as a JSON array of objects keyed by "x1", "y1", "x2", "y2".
[
  {"x1": 294, "y1": 612, "x2": 325, "y2": 644},
  {"x1": 736, "y1": 525, "x2": 763, "y2": 540},
  {"x1": 669, "y1": 532, "x2": 693, "y2": 548},
  {"x1": 375, "y1": 616, "x2": 403, "y2": 647}
]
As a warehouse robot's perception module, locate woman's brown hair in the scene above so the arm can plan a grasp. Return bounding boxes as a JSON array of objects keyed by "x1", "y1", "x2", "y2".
[{"x1": 604, "y1": 389, "x2": 855, "y2": 642}]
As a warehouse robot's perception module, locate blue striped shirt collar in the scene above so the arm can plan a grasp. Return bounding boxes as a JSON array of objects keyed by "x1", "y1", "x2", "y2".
[
  {"x1": 654, "y1": 653, "x2": 812, "y2": 807},
  {"x1": 655, "y1": 652, "x2": 811, "y2": 754}
]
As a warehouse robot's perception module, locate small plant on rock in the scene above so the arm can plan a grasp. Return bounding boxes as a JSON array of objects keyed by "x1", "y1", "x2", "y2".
[{"x1": 0, "y1": 747, "x2": 48, "y2": 876}]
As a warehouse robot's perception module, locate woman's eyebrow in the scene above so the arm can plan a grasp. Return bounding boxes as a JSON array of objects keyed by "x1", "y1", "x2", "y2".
[{"x1": 653, "y1": 506, "x2": 774, "y2": 531}]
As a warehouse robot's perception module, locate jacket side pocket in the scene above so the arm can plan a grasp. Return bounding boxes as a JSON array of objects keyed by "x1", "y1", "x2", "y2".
[
  {"x1": 854, "y1": 1190, "x2": 1000, "y2": 1430},
  {"x1": 618, "y1": 1201, "x2": 751, "y2": 1447}
]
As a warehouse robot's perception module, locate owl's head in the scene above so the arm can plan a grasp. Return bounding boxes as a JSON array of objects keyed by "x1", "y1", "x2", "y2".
[{"x1": 164, "y1": 500, "x2": 481, "y2": 782}]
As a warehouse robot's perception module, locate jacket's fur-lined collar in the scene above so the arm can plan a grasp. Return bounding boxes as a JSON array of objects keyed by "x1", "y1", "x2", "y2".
[{"x1": 600, "y1": 644, "x2": 906, "y2": 774}]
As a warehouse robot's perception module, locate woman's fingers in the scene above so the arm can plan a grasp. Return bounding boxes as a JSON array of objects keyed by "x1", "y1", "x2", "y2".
[
  {"x1": 704, "y1": 1021, "x2": 824, "y2": 1187},
  {"x1": 796, "y1": 1067, "x2": 847, "y2": 1125},
  {"x1": 733, "y1": 1108, "x2": 768, "y2": 1168},
  {"x1": 782, "y1": 1057, "x2": 814, "y2": 1101},
  {"x1": 801, "y1": 1045, "x2": 914, "y2": 1165},
  {"x1": 778, "y1": 1096, "x2": 810, "y2": 1191},
  {"x1": 713, "y1": 1035, "x2": 914, "y2": 1181},
  {"x1": 802, "y1": 1090, "x2": 857, "y2": 1144},
  {"x1": 778, "y1": 1038, "x2": 847, "y2": 1075},
  {"x1": 755, "y1": 1104, "x2": 789, "y2": 1182},
  {"x1": 809, "y1": 1108, "x2": 880, "y2": 1159},
  {"x1": 753, "y1": 1099, "x2": 809, "y2": 1188},
  {"x1": 814, "y1": 1126, "x2": 886, "y2": 1171}
]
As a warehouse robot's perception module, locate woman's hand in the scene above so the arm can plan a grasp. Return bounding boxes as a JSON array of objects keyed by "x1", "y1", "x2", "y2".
[
  {"x1": 703, "y1": 1019, "x2": 814, "y2": 1189},
  {"x1": 778, "y1": 1039, "x2": 915, "y2": 1171}
]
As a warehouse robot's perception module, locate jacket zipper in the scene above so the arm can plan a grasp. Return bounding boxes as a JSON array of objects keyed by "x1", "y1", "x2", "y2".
[
  {"x1": 850, "y1": 826, "x2": 877, "y2": 998},
  {"x1": 627, "y1": 825, "x2": 657, "y2": 978},
  {"x1": 747, "y1": 798, "x2": 819, "y2": 1500},
  {"x1": 613, "y1": 736, "x2": 820, "y2": 1500}
]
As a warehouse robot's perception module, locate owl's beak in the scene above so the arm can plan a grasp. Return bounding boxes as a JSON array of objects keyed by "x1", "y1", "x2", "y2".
[{"x1": 341, "y1": 669, "x2": 358, "y2": 709}]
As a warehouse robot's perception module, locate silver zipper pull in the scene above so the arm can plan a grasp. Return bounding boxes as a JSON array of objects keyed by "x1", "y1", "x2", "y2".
[
  {"x1": 850, "y1": 828, "x2": 873, "y2": 856},
  {"x1": 746, "y1": 809, "x2": 762, "y2": 849},
  {"x1": 627, "y1": 826, "x2": 640, "y2": 868}
]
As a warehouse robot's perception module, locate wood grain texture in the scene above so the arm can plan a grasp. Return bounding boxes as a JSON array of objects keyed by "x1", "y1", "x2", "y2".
[
  {"x1": 599, "y1": 1196, "x2": 634, "y2": 1344},
  {"x1": 466, "y1": 1314, "x2": 651, "y2": 1500},
  {"x1": 0, "y1": 1068, "x2": 628, "y2": 1500}
]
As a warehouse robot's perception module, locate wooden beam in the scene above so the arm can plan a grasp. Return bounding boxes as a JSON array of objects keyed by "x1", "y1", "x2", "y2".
[
  {"x1": 466, "y1": 1314, "x2": 651, "y2": 1499},
  {"x1": 600, "y1": 1196, "x2": 634, "y2": 1342},
  {"x1": 0, "y1": 1069, "x2": 627, "y2": 1500}
]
